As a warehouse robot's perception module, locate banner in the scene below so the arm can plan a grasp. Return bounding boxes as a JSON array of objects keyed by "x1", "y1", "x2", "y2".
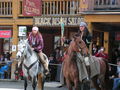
[
  {"x1": 0, "y1": 30, "x2": 11, "y2": 38},
  {"x1": 23, "y1": 0, "x2": 42, "y2": 16},
  {"x1": 34, "y1": 16, "x2": 84, "y2": 26}
]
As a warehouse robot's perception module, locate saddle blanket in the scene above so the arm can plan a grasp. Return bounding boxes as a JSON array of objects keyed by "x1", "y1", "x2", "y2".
[{"x1": 76, "y1": 53, "x2": 100, "y2": 82}]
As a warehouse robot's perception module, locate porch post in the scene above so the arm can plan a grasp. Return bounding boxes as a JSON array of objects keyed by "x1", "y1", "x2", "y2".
[
  {"x1": 10, "y1": 0, "x2": 19, "y2": 79},
  {"x1": 11, "y1": 24, "x2": 18, "y2": 79},
  {"x1": 104, "y1": 32, "x2": 109, "y2": 54}
]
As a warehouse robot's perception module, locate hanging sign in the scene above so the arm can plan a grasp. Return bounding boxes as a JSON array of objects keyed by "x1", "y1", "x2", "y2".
[{"x1": 23, "y1": 0, "x2": 42, "y2": 16}]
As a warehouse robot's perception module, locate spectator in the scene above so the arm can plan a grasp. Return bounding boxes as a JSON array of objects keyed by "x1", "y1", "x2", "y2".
[
  {"x1": 49, "y1": 54, "x2": 57, "y2": 64},
  {"x1": 92, "y1": 43, "x2": 98, "y2": 55},
  {"x1": 53, "y1": 47, "x2": 62, "y2": 64},
  {"x1": 0, "y1": 55, "x2": 4, "y2": 61},
  {"x1": 110, "y1": 47, "x2": 120, "y2": 77},
  {"x1": 95, "y1": 47, "x2": 108, "y2": 59},
  {"x1": 4, "y1": 52, "x2": 11, "y2": 61},
  {"x1": 48, "y1": 54, "x2": 57, "y2": 81}
]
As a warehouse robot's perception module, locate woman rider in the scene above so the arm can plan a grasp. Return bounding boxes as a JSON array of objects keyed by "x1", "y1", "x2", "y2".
[
  {"x1": 28, "y1": 26, "x2": 49, "y2": 75},
  {"x1": 78, "y1": 22, "x2": 92, "y2": 48}
]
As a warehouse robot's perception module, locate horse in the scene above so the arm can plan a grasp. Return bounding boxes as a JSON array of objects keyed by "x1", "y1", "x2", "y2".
[
  {"x1": 16, "y1": 39, "x2": 48, "y2": 90},
  {"x1": 62, "y1": 35, "x2": 83, "y2": 90},
  {"x1": 74, "y1": 33, "x2": 110, "y2": 90}
]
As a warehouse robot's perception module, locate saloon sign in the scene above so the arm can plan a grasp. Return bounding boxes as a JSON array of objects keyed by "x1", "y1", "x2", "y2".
[
  {"x1": 34, "y1": 16, "x2": 84, "y2": 26},
  {"x1": 0, "y1": 30, "x2": 11, "y2": 38},
  {"x1": 23, "y1": 0, "x2": 42, "y2": 16}
]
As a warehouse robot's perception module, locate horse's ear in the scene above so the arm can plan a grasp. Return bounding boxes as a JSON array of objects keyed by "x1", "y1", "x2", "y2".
[
  {"x1": 73, "y1": 33, "x2": 77, "y2": 39},
  {"x1": 24, "y1": 39, "x2": 28, "y2": 43}
]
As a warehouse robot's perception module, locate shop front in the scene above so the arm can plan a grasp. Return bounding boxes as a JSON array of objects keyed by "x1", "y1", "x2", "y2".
[
  {"x1": 0, "y1": 26, "x2": 12, "y2": 79},
  {"x1": 34, "y1": 15, "x2": 84, "y2": 57}
]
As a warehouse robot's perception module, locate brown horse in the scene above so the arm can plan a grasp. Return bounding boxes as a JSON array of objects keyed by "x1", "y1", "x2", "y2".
[
  {"x1": 62, "y1": 35, "x2": 83, "y2": 90},
  {"x1": 74, "y1": 33, "x2": 110, "y2": 90}
]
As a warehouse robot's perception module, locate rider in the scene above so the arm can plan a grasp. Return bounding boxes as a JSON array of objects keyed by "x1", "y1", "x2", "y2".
[
  {"x1": 77, "y1": 22, "x2": 93, "y2": 81},
  {"x1": 28, "y1": 26, "x2": 49, "y2": 75},
  {"x1": 62, "y1": 22, "x2": 92, "y2": 48},
  {"x1": 59, "y1": 22, "x2": 92, "y2": 86},
  {"x1": 78, "y1": 22, "x2": 92, "y2": 48}
]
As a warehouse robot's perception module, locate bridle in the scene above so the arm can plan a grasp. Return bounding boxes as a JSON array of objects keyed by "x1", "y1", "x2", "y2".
[
  {"x1": 79, "y1": 45, "x2": 87, "y2": 50},
  {"x1": 77, "y1": 41, "x2": 89, "y2": 57}
]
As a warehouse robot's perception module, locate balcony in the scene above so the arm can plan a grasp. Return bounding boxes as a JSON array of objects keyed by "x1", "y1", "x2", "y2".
[
  {"x1": 19, "y1": 0, "x2": 120, "y2": 16},
  {"x1": 94, "y1": 0, "x2": 120, "y2": 10},
  {"x1": 0, "y1": 0, "x2": 120, "y2": 17}
]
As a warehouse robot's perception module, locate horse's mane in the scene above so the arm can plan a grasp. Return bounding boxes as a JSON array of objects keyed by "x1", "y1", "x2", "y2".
[
  {"x1": 26, "y1": 41, "x2": 32, "y2": 56},
  {"x1": 67, "y1": 40, "x2": 75, "y2": 55}
]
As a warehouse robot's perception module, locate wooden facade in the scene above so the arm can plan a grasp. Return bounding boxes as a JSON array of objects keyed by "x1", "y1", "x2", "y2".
[{"x1": 0, "y1": 0, "x2": 120, "y2": 79}]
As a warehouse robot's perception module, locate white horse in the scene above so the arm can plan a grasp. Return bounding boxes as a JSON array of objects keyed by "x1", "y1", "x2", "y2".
[{"x1": 16, "y1": 39, "x2": 48, "y2": 90}]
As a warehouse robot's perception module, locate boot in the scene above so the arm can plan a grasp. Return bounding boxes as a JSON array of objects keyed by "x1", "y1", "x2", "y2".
[
  {"x1": 43, "y1": 63, "x2": 49, "y2": 75},
  {"x1": 38, "y1": 52, "x2": 49, "y2": 75}
]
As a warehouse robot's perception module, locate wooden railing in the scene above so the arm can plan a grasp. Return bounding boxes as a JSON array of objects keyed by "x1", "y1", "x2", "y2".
[
  {"x1": 94, "y1": 0, "x2": 120, "y2": 10},
  {"x1": 19, "y1": 0, "x2": 80, "y2": 16},
  {"x1": 42, "y1": 0, "x2": 80, "y2": 15},
  {"x1": 0, "y1": 0, "x2": 120, "y2": 17},
  {"x1": 0, "y1": 0, "x2": 12, "y2": 17}
]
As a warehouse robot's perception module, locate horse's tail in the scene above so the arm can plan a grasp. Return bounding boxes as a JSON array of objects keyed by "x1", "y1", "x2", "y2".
[
  {"x1": 104, "y1": 59, "x2": 109, "y2": 81},
  {"x1": 103, "y1": 59, "x2": 110, "y2": 89}
]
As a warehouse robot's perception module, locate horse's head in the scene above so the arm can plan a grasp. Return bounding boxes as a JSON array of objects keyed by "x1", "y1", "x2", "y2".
[
  {"x1": 73, "y1": 33, "x2": 89, "y2": 57},
  {"x1": 67, "y1": 34, "x2": 81, "y2": 55},
  {"x1": 16, "y1": 39, "x2": 28, "y2": 59}
]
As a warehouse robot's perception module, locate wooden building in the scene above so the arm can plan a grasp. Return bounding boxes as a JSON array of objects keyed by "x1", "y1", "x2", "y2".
[
  {"x1": 0, "y1": 0, "x2": 120, "y2": 79},
  {"x1": 80, "y1": 0, "x2": 120, "y2": 56}
]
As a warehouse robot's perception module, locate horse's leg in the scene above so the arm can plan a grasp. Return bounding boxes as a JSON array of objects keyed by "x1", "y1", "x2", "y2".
[
  {"x1": 66, "y1": 79, "x2": 73, "y2": 90},
  {"x1": 24, "y1": 77, "x2": 27, "y2": 90},
  {"x1": 38, "y1": 74, "x2": 44, "y2": 90},
  {"x1": 42, "y1": 75, "x2": 45, "y2": 90},
  {"x1": 74, "y1": 79, "x2": 80, "y2": 90},
  {"x1": 99, "y1": 77, "x2": 106, "y2": 90},
  {"x1": 92, "y1": 76, "x2": 101, "y2": 90},
  {"x1": 32, "y1": 76, "x2": 37, "y2": 90},
  {"x1": 82, "y1": 80, "x2": 90, "y2": 90}
]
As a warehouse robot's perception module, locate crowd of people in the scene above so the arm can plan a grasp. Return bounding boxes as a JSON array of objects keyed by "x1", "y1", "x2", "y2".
[
  {"x1": 92, "y1": 43, "x2": 120, "y2": 78},
  {"x1": 0, "y1": 52, "x2": 11, "y2": 62},
  {"x1": 0, "y1": 52, "x2": 12, "y2": 79}
]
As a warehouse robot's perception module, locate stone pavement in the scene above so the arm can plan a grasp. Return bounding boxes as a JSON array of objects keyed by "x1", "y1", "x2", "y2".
[{"x1": 0, "y1": 79, "x2": 95, "y2": 90}]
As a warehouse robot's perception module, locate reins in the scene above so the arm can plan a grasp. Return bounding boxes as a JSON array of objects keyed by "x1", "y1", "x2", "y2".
[{"x1": 23, "y1": 59, "x2": 39, "y2": 76}]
